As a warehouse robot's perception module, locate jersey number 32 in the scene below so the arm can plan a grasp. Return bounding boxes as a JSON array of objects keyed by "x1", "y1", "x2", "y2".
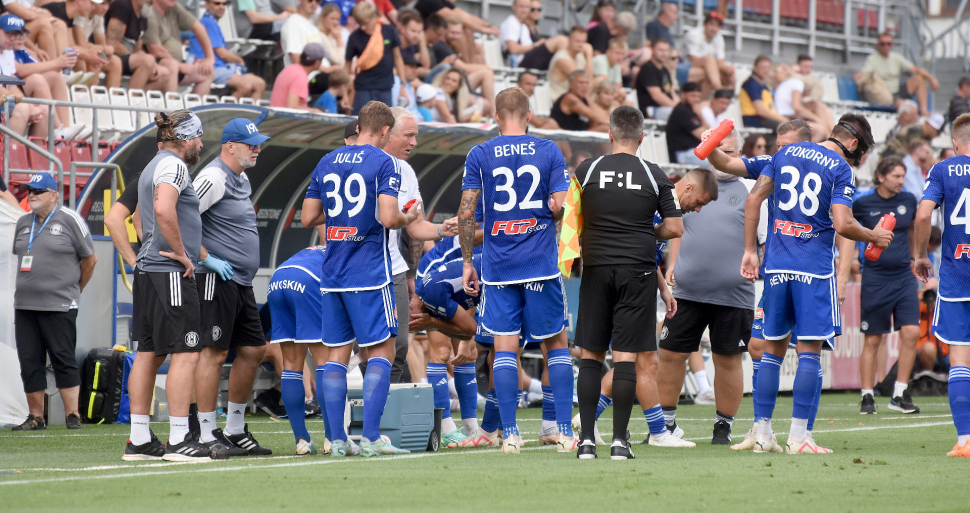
[{"x1": 493, "y1": 165, "x2": 542, "y2": 212}]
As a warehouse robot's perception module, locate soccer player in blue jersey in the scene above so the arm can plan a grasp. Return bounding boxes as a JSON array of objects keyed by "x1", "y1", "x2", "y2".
[
  {"x1": 914, "y1": 113, "x2": 970, "y2": 457},
  {"x1": 458, "y1": 87, "x2": 573, "y2": 454},
  {"x1": 410, "y1": 253, "x2": 484, "y2": 447},
  {"x1": 740, "y1": 114, "x2": 893, "y2": 454},
  {"x1": 300, "y1": 101, "x2": 421, "y2": 457}
]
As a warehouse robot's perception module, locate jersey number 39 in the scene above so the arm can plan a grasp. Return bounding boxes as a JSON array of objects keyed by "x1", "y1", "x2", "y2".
[
  {"x1": 323, "y1": 173, "x2": 366, "y2": 217},
  {"x1": 493, "y1": 165, "x2": 542, "y2": 212}
]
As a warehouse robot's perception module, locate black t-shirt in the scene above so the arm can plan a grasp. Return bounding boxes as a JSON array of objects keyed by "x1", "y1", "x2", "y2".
[
  {"x1": 345, "y1": 24, "x2": 401, "y2": 91},
  {"x1": 587, "y1": 23, "x2": 611, "y2": 54},
  {"x1": 429, "y1": 41, "x2": 453, "y2": 67},
  {"x1": 400, "y1": 44, "x2": 417, "y2": 63},
  {"x1": 852, "y1": 190, "x2": 918, "y2": 276},
  {"x1": 414, "y1": 0, "x2": 455, "y2": 19},
  {"x1": 105, "y1": 0, "x2": 147, "y2": 52},
  {"x1": 635, "y1": 60, "x2": 672, "y2": 112},
  {"x1": 43, "y1": 2, "x2": 74, "y2": 27},
  {"x1": 574, "y1": 153, "x2": 680, "y2": 267},
  {"x1": 665, "y1": 102, "x2": 702, "y2": 157},
  {"x1": 116, "y1": 172, "x2": 142, "y2": 213}
]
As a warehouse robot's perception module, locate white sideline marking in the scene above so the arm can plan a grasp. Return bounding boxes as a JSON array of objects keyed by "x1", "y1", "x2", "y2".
[
  {"x1": 0, "y1": 445, "x2": 552, "y2": 486},
  {"x1": 0, "y1": 421, "x2": 956, "y2": 486}
]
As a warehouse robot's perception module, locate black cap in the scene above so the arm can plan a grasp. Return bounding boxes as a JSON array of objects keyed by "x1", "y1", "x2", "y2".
[
  {"x1": 402, "y1": 53, "x2": 420, "y2": 67},
  {"x1": 681, "y1": 81, "x2": 702, "y2": 93},
  {"x1": 344, "y1": 119, "x2": 358, "y2": 139}
]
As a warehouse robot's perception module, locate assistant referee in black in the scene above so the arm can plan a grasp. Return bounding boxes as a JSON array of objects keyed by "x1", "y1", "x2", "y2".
[{"x1": 574, "y1": 106, "x2": 684, "y2": 460}]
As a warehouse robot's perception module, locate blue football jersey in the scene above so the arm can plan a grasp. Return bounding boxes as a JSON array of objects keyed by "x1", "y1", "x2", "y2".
[
  {"x1": 418, "y1": 254, "x2": 484, "y2": 319},
  {"x1": 275, "y1": 245, "x2": 326, "y2": 281},
  {"x1": 762, "y1": 142, "x2": 855, "y2": 278},
  {"x1": 305, "y1": 144, "x2": 400, "y2": 291},
  {"x1": 922, "y1": 155, "x2": 970, "y2": 301},
  {"x1": 417, "y1": 235, "x2": 483, "y2": 278},
  {"x1": 461, "y1": 134, "x2": 569, "y2": 284}
]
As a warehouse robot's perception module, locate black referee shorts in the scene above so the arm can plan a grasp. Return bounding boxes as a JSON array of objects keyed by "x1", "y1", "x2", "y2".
[
  {"x1": 575, "y1": 266, "x2": 657, "y2": 353},
  {"x1": 197, "y1": 273, "x2": 265, "y2": 350},
  {"x1": 15, "y1": 309, "x2": 80, "y2": 393},
  {"x1": 132, "y1": 270, "x2": 202, "y2": 355},
  {"x1": 659, "y1": 299, "x2": 753, "y2": 355}
]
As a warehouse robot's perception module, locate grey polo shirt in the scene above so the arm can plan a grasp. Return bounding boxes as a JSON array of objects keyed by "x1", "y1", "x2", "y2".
[
  {"x1": 193, "y1": 157, "x2": 260, "y2": 286},
  {"x1": 136, "y1": 150, "x2": 203, "y2": 273},
  {"x1": 13, "y1": 206, "x2": 95, "y2": 311},
  {"x1": 671, "y1": 177, "x2": 766, "y2": 310}
]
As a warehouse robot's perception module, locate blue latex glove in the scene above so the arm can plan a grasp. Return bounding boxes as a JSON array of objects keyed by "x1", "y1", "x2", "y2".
[{"x1": 200, "y1": 253, "x2": 234, "y2": 281}]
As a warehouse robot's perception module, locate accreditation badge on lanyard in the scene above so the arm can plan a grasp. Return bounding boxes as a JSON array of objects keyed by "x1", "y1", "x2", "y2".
[{"x1": 22, "y1": 206, "x2": 57, "y2": 273}]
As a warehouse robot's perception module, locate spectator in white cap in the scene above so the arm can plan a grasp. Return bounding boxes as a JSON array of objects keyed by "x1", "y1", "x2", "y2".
[
  {"x1": 11, "y1": 172, "x2": 97, "y2": 431},
  {"x1": 882, "y1": 101, "x2": 944, "y2": 159},
  {"x1": 415, "y1": 83, "x2": 439, "y2": 122}
]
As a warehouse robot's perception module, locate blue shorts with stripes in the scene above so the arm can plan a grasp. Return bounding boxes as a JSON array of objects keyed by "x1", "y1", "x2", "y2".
[
  {"x1": 320, "y1": 283, "x2": 397, "y2": 347},
  {"x1": 762, "y1": 272, "x2": 840, "y2": 346}
]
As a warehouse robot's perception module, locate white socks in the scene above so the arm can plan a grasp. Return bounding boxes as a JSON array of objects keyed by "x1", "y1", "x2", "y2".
[
  {"x1": 893, "y1": 381, "x2": 908, "y2": 398},
  {"x1": 461, "y1": 417, "x2": 479, "y2": 435},
  {"x1": 757, "y1": 418, "x2": 773, "y2": 437},
  {"x1": 442, "y1": 416, "x2": 458, "y2": 435},
  {"x1": 169, "y1": 416, "x2": 189, "y2": 445},
  {"x1": 225, "y1": 402, "x2": 247, "y2": 435},
  {"x1": 130, "y1": 414, "x2": 151, "y2": 446},
  {"x1": 790, "y1": 418, "x2": 809, "y2": 440},
  {"x1": 198, "y1": 411, "x2": 217, "y2": 443},
  {"x1": 528, "y1": 379, "x2": 543, "y2": 396},
  {"x1": 861, "y1": 388, "x2": 874, "y2": 398},
  {"x1": 694, "y1": 370, "x2": 711, "y2": 395},
  {"x1": 541, "y1": 419, "x2": 557, "y2": 435},
  {"x1": 959, "y1": 434, "x2": 970, "y2": 445}
]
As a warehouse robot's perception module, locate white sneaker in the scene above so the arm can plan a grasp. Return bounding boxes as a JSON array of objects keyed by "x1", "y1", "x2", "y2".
[
  {"x1": 321, "y1": 438, "x2": 332, "y2": 455},
  {"x1": 693, "y1": 390, "x2": 716, "y2": 405},
  {"x1": 295, "y1": 437, "x2": 317, "y2": 455},
  {"x1": 572, "y1": 413, "x2": 607, "y2": 445},
  {"x1": 786, "y1": 435, "x2": 833, "y2": 454},
  {"x1": 752, "y1": 432, "x2": 783, "y2": 453},
  {"x1": 501, "y1": 434, "x2": 522, "y2": 454},
  {"x1": 55, "y1": 123, "x2": 85, "y2": 142},
  {"x1": 648, "y1": 431, "x2": 696, "y2": 448},
  {"x1": 556, "y1": 433, "x2": 579, "y2": 453},
  {"x1": 730, "y1": 426, "x2": 758, "y2": 451},
  {"x1": 79, "y1": 71, "x2": 98, "y2": 86},
  {"x1": 63, "y1": 71, "x2": 84, "y2": 86},
  {"x1": 667, "y1": 423, "x2": 685, "y2": 439}
]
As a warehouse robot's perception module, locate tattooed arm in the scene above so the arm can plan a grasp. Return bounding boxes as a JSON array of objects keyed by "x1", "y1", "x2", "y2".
[
  {"x1": 741, "y1": 174, "x2": 773, "y2": 282},
  {"x1": 458, "y1": 188, "x2": 481, "y2": 296}
]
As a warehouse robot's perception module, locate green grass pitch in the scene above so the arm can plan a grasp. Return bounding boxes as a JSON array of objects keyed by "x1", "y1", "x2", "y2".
[{"x1": 1, "y1": 393, "x2": 966, "y2": 512}]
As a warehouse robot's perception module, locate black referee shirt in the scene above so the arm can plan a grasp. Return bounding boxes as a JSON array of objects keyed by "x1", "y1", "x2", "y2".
[{"x1": 575, "y1": 153, "x2": 680, "y2": 268}]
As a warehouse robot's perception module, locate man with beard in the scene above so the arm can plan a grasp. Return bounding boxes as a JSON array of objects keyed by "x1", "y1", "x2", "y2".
[
  {"x1": 123, "y1": 110, "x2": 208, "y2": 461},
  {"x1": 190, "y1": 118, "x2": 273, "y2": 456}
]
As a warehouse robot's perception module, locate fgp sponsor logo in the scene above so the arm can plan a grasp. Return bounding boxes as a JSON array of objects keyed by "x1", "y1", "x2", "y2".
[
  {"x1": 327, "y1": 226, "x2": 363, "y2": 241},
  {"x1": 956, "y1": 244, "x2": 970, "y2": 259},
  {"x1": 492, "y1": 219, "x2": 537, "y2": 235},
  {"x1": 774, "y1": 220, "x2": 813, "y2": 238}
]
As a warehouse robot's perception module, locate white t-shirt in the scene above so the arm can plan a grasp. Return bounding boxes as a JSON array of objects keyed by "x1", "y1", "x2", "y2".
[
  {"x1": 74, "y1": 15, "x2": 105, "y2": 41},
  {"x1": 0, "y1": 49, "x2": 17, "y2": 76},
  {"x1": 683, "y1": 26, "x2": 725, "y2": 60},
  {"x1": 499, "y1": 15, "x2": 532, "y2": 68},
  {"x1": 773, "y1": 77, "x2": 804, "y2": 117},
  {"x1": 2, "y1": 0, "x2": 34, "y2": 9},
  {"x1": 388, "y1": 157, "x2": 422, "y2": 275},
  {"x1": 701, "y1": 105, "x2": 730, "y2": 128},
  {"x1": 280, "y1": 14, "x2": 323, "y2": 66}
]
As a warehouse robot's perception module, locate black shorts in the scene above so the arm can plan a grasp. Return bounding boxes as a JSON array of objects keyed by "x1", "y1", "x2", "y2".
[
  {"x1": 198, "y1": 273, "x2": 265, "y2": 350},
  {"x1": 575, "y1": 266, "x2": 657, "y2": 353},
  {"x1": 15, "y1": 309, "x2": 80, "y2": 393},
  {"x1": 119, "y1": 54, "x2": 133, "y2": 76},
  {"x1": 520, "y1": 44, "x2": 553, "y2": 70},
  {"x1": 860, "y1": 271, "x2": 920, "y2": 334},
  {"x1": 414, "y1": 0, "x2": 455, "y2": 19},
  {"x1": 659, "y1": 299, "x2": 752, "y2": 355},
  {"x1": 132, "y1": 270, "x2": 202, "y2": 355}
]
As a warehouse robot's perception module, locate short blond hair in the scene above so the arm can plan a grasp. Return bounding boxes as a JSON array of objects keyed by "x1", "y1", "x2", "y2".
[
  {"x1": 351, "y1": 2, "x2": 377, "y2": 25},
  {"x1": 495, "y1": 87, "x2": 530, "y2": 121},
  {"x1": 953, "y1": 113, "x2": 970, "y2": 146}
]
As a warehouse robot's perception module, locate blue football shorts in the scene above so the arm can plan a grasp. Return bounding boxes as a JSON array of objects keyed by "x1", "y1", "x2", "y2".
[
  {"x1": 932, "y1": 296, "x2": 970, "y2": 346},
  {"x1": 479, "y1": 276, "x2": 568, "y2": 340},
  {"x1": 762, "y1": 273, "x2": 840, "y2": 349},
  {"x1": 320, "y1": 283, "x2": 397, "y2": 347},
  {"x1": 267, "y1": 267, "x2": 322, "y2": 344}
]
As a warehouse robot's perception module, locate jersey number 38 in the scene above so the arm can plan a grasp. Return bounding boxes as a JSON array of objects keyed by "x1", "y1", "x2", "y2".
[{"x1": 777, "y1": 165, "x2": 822, "y2": 216}]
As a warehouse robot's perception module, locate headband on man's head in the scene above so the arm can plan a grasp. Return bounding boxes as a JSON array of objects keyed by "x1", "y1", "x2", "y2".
[
  {"x1": 836, "y1": 121, "x2": 870, "y2": 153},
  {"x1": 171, "y1": 113, "x2": 203, "y2": 141}
]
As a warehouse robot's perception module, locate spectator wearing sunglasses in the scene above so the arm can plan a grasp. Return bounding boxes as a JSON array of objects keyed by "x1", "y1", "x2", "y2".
[{"x1": 854, "y1": 32, "x2": 939, "y2": 117}]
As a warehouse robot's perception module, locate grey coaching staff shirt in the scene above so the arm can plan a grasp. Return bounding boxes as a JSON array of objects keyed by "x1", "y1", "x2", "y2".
[
  {"x1": 13, "y1": 207, "x2": 95, "y2": 310},
  {"x1": 136, "y1": 150, "x2": 203, "y2": 271},
  {"x1": 192, "y1": 158, "x2": 260, "y2": 286}
]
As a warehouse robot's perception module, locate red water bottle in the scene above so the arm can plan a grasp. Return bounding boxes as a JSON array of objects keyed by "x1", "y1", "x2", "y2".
[
  {"x1": 694, "y1": 119, "x2": 735, "y2": 160},
  {"x1": 864, "y1": 213, "x2": 896, "y2": 261}
]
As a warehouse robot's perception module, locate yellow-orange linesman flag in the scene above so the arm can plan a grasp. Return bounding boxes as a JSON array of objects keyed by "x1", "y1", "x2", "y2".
[{"x1": 558, "y1": 176, "x2": 583, "y2": 278}]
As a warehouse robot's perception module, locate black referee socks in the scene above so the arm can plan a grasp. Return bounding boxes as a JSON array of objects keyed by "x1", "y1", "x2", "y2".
[
  {"x1": 577, "y1": 359, "x2": 604, "y2": 442},
  {"x1": 611, "y1": 362, "x2": 637, "y2": 443}
]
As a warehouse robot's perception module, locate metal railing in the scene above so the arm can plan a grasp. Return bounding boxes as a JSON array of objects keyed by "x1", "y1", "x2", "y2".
[{"x1": 925, "y1": 0, "x2": 970, "y2": 74}]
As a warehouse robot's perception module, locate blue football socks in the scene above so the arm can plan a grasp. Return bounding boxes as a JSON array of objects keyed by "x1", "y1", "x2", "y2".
[
  {"x1": 281, "y1": 370, "x2": 309, "y2": 442},
  {"x1": 751, "y1": 357, "x2": 761, "y2": 395},
  {"x1": 754, "y1": 352, "x2": 784, "y2": 422},
  {"x1": 493, "y1": 351, "x2": 520, "y2": 437},
  {"x1": 541, "y1": 385, "x2": 555, "y2": 422},
  {"x1": 481, "y1": 389, "x2": 501, "y2": 433},
  {"x1": 315, "y1": 365, "x2": 332, "y2": 441},
  {"x1": 453, "y1": 363, "x2": 479, "y2": 420},
  {"x1": 321, "y1": 361, "x2": 348, "y2": 441},
  {"x1": 427, "y1": 362, "x2": 451, "y2": 420},
  {"x1": 361, "y1": 357, "x2": 392, "y2": 442},
  {"x1": 807, "y1": 366, "x2": 824, "y2": 432},
  {"x1": 547, "y1": 348, "x2": 574, "y2": 436},
  {"x1": 643, "y1": 405, "x2": 666, "y2": 436},
  {"x1": 792, "y1": 352, "x2": 821, "y2": 421},
  {"x1": 948, "y1": 366, "x2": 970, "y2": 438}
]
